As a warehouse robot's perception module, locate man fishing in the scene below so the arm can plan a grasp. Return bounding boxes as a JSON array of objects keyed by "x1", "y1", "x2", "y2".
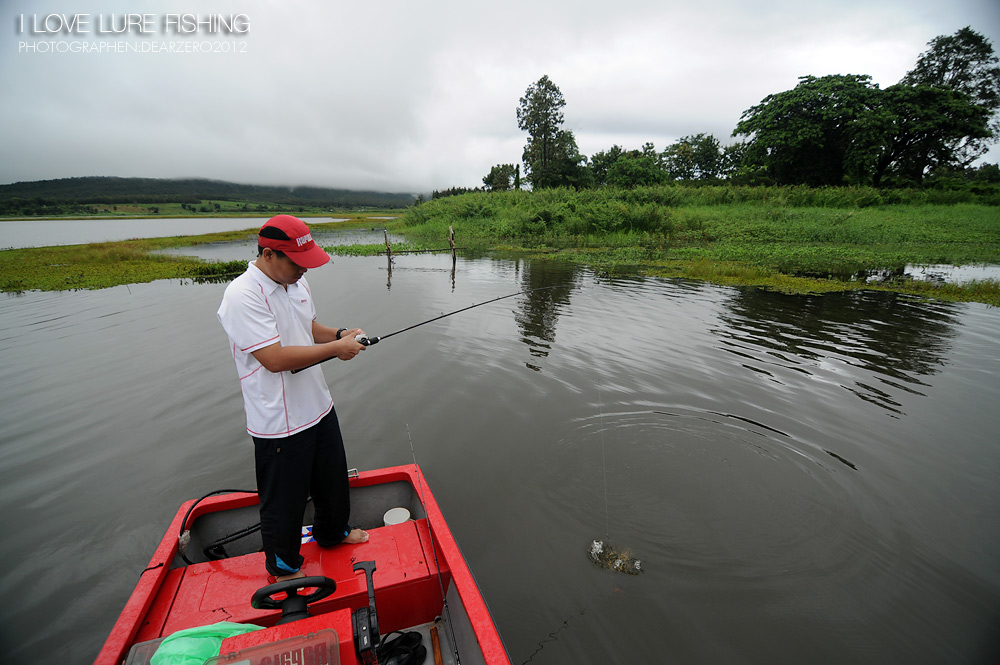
[{"x1": 217, "y1": 214, "x2": 369, "y2": 582}]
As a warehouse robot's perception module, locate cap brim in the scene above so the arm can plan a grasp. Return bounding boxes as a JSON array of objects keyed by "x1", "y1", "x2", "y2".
[{"x1": 286, "y1": 245, "x2": 331, "y2": 269}]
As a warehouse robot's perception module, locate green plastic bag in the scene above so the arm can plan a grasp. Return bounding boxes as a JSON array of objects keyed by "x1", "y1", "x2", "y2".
[{"x1": 150, "y1": 622, "x2": 263, "y2": 665}]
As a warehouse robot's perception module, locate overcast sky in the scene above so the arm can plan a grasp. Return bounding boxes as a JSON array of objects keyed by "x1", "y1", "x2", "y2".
[{"x1": 2, "y1": 0, "x2": 998, "y2": 194}]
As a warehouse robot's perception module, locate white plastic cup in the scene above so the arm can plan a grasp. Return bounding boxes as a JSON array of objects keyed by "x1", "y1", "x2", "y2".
[{"x1": 383, "y1": 507, "x2": 410, "y2": 526}]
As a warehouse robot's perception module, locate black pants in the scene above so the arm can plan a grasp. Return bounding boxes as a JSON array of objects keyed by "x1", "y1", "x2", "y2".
[{"x1": 252, "y1": 409, "x2": 351, "y2": 577}]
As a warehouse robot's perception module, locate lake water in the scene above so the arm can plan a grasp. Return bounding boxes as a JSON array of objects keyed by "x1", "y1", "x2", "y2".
[
  {"x1": 0, "y1": 234, "x2": 999, "y2": 663},
  {"x1": 0, "y1": 217, "x2": 349, "y2": 249}
]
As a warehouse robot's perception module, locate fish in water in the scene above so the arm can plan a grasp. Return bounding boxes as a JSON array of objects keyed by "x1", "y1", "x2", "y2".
[{"x1": 589, "y1": 540, "x2": 642, "y2": 575}]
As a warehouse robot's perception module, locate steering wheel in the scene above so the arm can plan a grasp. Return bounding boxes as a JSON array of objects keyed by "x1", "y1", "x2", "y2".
[{"x1": 251, "y1": 576, "x2": 337, "y2": 613}]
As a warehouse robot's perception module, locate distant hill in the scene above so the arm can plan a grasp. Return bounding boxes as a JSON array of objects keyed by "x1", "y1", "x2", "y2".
[{"x1": 0, "y1": 176, "x2": 417, "y2": 209}]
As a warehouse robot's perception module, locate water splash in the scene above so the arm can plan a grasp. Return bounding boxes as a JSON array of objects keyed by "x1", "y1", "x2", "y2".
[{"x1": 589, "y1": 539, "x2": 643, "y2": 575}]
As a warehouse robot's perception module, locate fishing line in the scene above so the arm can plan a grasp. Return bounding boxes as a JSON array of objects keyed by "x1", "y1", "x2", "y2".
[
  {"x1": 292, "y1": 285, "x2": 560, "y2": 373},
  {"x1": 588, "y1": 383, "x2": 643, "y2": 575},
  {"x1": 598, "y1": 380, "x2": 609, "y2": 541},
  {"x1": 521, "y1": 608, "x2": 586, "y2": 665},
  {"x1": 407, "y1": 423, "x2": 463, "y2": 664}
]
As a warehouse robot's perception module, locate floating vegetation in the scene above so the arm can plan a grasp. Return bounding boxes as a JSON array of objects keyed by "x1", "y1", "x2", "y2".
[
  {"x1": 589, "y1": 539, "x2": 643, "y2": 575},
  {"x1": 189, "y1": 260, "x2": 247, "y2": 284}
]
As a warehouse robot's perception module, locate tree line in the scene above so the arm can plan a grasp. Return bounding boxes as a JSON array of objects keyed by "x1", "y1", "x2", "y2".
[
  {"x1": 0, "y1": 176, "x2": 418, "y2": 216},
  {"x1": 462, "y1": 27, "x2": 999, "y2": 197}
]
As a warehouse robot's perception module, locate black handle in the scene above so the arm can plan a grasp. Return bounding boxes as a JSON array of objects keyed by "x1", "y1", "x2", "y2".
[
  {"x1": 352, "y1": 560, "x2": 380, "y2": 662},
  {"x1": 291, "y1": 335, "x2": 380, "y2": 374}
]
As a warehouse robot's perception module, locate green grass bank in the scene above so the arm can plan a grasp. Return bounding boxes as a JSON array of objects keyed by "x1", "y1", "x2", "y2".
[{"x1": 380, "y1": 186, "x2": 1000, "y2": 305}]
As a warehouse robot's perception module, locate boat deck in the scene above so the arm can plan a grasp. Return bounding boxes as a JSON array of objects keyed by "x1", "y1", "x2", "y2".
[
  {"x1": 143, "y1": 518, "x2": 444, "y2": 634},
  {"x1": 98, "y1": 466, "x2": 504, "y2": 665}
]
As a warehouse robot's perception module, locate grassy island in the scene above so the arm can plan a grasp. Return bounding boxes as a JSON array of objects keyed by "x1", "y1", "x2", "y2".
[{"x1": 358, "y1": 186, "x2": 1000, "y2": 305}]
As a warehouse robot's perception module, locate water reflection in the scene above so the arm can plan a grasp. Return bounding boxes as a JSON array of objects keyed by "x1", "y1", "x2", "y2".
[
  {"x1": 514, "y1": 261, "x2": 580, "y2": 367},
  {"x1": 377, "y1": 254, "x2": 581, "y2": 371},
  {"x1": 861, "y1": 263, "x2": 1000, "y2": 285},
  {"x1": 715, "y1": 288, "x2": 958, "y2": 415},
  {"x1": 493, "y1": 266, "x2": 960, "y2": 419},
  {"x1": 383, "y1": 252, "x2": 458, "y2": 291}
]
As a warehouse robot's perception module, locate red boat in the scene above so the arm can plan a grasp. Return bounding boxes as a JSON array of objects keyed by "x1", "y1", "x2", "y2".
[{"x1": 95, "y1": 465, "x2": 510, "y2": 665}]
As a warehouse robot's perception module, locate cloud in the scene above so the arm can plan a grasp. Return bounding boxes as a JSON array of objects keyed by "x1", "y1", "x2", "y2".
[{"x1": 2, "y1": 0, "x2": 998, "y2": 192}]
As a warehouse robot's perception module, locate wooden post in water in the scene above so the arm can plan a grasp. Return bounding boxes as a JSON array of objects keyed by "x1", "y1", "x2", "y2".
[
  {"x1": 449, "y1": 226, "x2": 456, "y2": 263},
  {"x1": 384, "y1": 230, "x2": 392, "y2": 277},
  {"x1": 449, "y1": 226, "x2": 456, "y2": 285}
]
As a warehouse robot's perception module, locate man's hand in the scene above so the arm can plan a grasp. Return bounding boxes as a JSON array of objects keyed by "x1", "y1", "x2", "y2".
[
  {"x1": 339, "y1": 328, "x2": 365, "y2": 342},
  {"x1": 252, "y1": 331, "x2": 367, "y2": 373},
  {"x1": 334, "y1": 333, "x2": 367, "y2": 361}
]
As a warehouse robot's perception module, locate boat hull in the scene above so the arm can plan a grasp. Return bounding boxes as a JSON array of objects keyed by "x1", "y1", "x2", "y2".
[{"x1": 94, "y1": 465, "x2": 509, "y2": 665}]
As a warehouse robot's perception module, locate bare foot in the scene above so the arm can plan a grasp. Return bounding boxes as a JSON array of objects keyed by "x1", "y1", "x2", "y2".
[
  {"x1": 276, "y1": 570, "x2": 305, "y2": 583},
  {"x1": 344, "y1": 528, "x2": 369, "y2": 544}
]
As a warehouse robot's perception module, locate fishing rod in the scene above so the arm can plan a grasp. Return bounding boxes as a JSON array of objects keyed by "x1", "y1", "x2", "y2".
[{"x1": 291, "y1": 285, "x2": 559, "y2": 373}]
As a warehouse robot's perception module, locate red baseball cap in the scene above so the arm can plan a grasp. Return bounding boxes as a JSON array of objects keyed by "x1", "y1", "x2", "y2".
[{"x1": 258, "y1": 215, "x2": 330, "y2": 269}]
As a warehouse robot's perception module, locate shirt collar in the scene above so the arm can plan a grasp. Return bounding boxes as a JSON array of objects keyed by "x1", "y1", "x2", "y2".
[{"x1": 247, "y1": 260, "x2": 283, "y2": 295}]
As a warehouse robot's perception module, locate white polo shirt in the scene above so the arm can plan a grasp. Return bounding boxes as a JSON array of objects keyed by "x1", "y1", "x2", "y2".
[{"x1": 217, "y1": 262, "x2": 334, "y2": 438}]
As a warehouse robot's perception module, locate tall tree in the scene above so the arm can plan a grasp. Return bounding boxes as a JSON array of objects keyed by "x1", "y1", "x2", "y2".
[
  {"x1": 734, "y1": 74, "x2": 883, "y2": 186},
  {"x1": 870, "y1": 84, "x2": 991, "y2": 186},
  {"x1": 734, "y1": 69, "x2": 991, "y2": 187},
  {"x1": 900, "y1": 26, "x2": 1000, "y2": 167},
  {"x1": 517, "y1": 75, "x2": 571, "y2": 188},
  {"x1": 902, "y1": 27, "x2": 1000, "y2": 112}
]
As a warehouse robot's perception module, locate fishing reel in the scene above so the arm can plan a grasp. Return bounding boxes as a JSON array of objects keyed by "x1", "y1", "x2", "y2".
[{"x1": 355, "y1": 334, "x2": 380, "y2": 346}]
